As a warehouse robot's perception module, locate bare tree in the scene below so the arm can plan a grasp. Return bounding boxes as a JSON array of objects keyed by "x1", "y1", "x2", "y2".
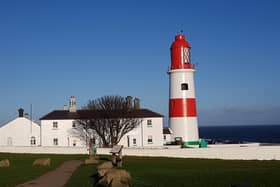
[{"x1": 75, "y1": 95, "x2": 141, "y2": 147}]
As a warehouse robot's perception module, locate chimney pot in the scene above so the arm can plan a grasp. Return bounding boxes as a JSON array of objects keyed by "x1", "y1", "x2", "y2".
[
  {"x1": 126, "y1": 96, "x2": 133, "y2": 108},
  {"x1": 134, "y1": 98, "x2": 140, "y2": 109},
  {"x1": 63, "y1": 105, "x2": 68, "y2": 111},
  {"x1": 18, "y1": 108, "x2": 24, "y2": 117},
  {"x1": 69, "y1": 96, "x2": 77, "y2": 112}
]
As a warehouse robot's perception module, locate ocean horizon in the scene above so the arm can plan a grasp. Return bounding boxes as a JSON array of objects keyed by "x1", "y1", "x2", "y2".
[{"x1": 199, "y1": 124, "x2": 280, "y2": 143}]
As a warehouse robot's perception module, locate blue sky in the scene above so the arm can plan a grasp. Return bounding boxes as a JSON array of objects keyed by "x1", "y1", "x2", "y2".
[{"x1": 0, "y1": 0, "x2": 279, "y2": 126}]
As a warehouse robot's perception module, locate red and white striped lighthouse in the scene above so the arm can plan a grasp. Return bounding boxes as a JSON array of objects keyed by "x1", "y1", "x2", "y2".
[{"x1": 168, "y1": 33, "x2": 199, "y2": 148}]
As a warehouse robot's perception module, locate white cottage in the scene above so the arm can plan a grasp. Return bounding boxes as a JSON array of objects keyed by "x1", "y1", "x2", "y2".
[
  {"x1": 0, "y1": 108, "x2": 41, "y2": 146},
  {"x1": 40, "y1": 97, "x2": 164, "y2": 147}
]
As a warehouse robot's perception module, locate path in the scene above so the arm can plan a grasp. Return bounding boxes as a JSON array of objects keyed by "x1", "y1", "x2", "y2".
[{"x1": 16, "y1": 160, "x2": 83, "y2": 187}]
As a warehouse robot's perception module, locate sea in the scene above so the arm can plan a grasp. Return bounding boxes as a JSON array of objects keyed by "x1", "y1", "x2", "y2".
[{"x1": 199, "y1": 125, "x2": 280, "y2": 144}]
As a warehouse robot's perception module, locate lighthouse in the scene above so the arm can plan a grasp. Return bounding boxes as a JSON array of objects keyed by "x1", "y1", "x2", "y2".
[{"x1": 168, "y1": 33, "x2": 199, "y2": 148}]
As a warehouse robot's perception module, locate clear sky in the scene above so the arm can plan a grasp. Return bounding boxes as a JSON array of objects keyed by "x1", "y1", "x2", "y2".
[{"x1": 0, "y1": 0, "x2": 280, "y2": 126}]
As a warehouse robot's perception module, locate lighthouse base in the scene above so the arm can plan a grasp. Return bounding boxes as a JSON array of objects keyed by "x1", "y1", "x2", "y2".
[{"x1": 181, "y1": 141, "x2": 200, "y2": 148}]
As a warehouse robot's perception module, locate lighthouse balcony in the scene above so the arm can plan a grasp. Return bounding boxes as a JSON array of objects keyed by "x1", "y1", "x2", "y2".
[{"x1": 168, "y1": 63, "x2": 196, "y2": 71}]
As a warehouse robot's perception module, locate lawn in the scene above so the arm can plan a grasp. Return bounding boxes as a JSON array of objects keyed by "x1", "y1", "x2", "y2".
[
  {"x1": 1, "y1": 153, "x2": 280, "y2": 187},
  {"x1": 67, "y1": 156, "x2": 280, "y2": 187},
  {"x1": 0, "y1": 153, "x2": 87, "y2": 187}
]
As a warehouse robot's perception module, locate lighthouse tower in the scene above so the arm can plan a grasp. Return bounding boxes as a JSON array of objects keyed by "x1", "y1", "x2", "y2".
[{"x1": 168, "y1": 34, "x2": 199, "y2": 148}]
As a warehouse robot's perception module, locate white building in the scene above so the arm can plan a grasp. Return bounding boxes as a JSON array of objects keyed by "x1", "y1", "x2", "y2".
[
  {"x1": 40, "y1": 97, "x2": 164, "y2": 148},
  {"x1": 0, "y1": 108, "x2": 41, "y2": 146},
  {"x1": 163, "y1": 127, "x2": 173, "y2": 145}
]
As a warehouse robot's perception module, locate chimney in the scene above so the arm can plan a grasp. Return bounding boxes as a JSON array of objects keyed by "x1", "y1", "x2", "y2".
[
  {"x1": 126, "y1": 96, "x2": 133, "y2": 108},
  {"x1": 69, "y1": 96, "x2": 77, "y2": 113},
  {"x1": 134, "y1": 98, "x2": 140, "y2": 109},
  {"x1": 63, "y1": 105, "x2": 68, "y2": 111},
  {"x1": 24, "y1": 113, "x2": 29, "y2": 118},
  {"x1": 18, "y1": 108, "x2": 24, "y2": 117}
]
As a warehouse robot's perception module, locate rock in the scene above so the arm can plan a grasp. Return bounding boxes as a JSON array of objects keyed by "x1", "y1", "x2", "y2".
[
  {"x1": 0, "y1": 159, "x2": 10, "y2": 168},
  {"x1": 98, "y1": 169, "x2": 132, "y2": 187},
  {"x1": 33, "y1": 158, "x2": 51, "y2": 166},
  {"x1": 84, "y1": 158, "x2": 99, "y2": 165},
  {"x1": 97, "y1": 161, "x2": 113, "y2": 177}
]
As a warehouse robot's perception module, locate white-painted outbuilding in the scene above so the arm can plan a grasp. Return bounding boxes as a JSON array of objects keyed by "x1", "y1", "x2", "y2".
[
  {"x1": 163, "y1": 127, "x2": 173, "y2": 145},
  {"x1": 0, "y1": 108, "x2": 41, "y2": 146},
  {"x1": 40, "y1": 97, "x2": 164, "y2": 148}
]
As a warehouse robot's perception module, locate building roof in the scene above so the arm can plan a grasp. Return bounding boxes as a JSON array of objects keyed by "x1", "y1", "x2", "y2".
[
  {"x1": 40, "y1": 108, "x2": 164, "y2": 120},
  {"x1": 163, "y1": 127, "x2": 172, "y2": 134}
]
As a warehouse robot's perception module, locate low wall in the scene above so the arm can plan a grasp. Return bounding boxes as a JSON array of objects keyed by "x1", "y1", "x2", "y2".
[
  {"x1": 1, "y1": 145, "x2": 280, "y2": 160},
  {"x1": 0, "y1": 146, "x2": 88, "y2": 154}
]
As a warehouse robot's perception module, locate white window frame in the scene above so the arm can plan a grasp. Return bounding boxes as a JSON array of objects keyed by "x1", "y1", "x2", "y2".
[
  {"x1": 133, "y1": 138, "x2": 137, "y2": 145},
  {"x1": 147, "y1": 119, "x2": 152, "y2": 127},
  {"x1": 53, "y1": 121, "x2": 58, "y2": 129},
  {"x1": 148, "y1": 135, "x2": 153, "y2": 144},
  {"x1": 53, "y1": 138, "x2": 58, "y2": 146},
  {"x1": 7, "y1": 137, "x2": 13, "y2": 146},
  {"x1": 30, "y1": 136, "x2": 36, "y2": 145}
]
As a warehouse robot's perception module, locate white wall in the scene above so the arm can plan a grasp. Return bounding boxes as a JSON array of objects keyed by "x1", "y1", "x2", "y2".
[
  {"x1": 1, "y1": 144, "x2": 280, "y2": 160},
  {"x1": 0, "y1": 117, "x2": 40, "y2": 146},
  {"x1": 118, "y1": 117, "x2": 163, "y2": 147},
  {"x1": 41, "y1": 119, "x2": 87, "y2": 147},
  {"x1": 42, "y1": 117, "x2": 164, "y2": 148},
  {"x1": 97, "y1": 144, "x2": 280, "y2": 160},
  {"x1": 0, "y1": 146, "x2": 88, "y2": 154},
  {"x1": 163, "y1": 134, "x2": 172, "y2": 144}
]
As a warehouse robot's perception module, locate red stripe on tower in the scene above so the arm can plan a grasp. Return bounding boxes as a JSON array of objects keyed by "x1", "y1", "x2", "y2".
[{"x1": 169, "y1": 98, "x2": 197, "y2": 117}]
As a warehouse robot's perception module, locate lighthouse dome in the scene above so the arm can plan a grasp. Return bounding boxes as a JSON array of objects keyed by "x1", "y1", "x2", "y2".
[{"x1": 171, "y1": 34, "x2": 191, "y2": 49}]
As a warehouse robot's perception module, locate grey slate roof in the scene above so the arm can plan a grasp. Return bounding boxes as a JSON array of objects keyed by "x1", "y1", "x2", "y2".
[{"x1": 40, "y1": 109, "x2": 164, "y2": 120}]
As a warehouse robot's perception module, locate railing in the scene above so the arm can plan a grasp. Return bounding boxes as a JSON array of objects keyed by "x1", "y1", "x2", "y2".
[{"x1": 167, "y1": 63, "x2": 197, "y2": 72}]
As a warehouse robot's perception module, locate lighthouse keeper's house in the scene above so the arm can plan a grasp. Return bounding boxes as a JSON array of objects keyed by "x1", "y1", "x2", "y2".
[{"x1": 40, "y1": 97, "x2": 164, "y2": 148}]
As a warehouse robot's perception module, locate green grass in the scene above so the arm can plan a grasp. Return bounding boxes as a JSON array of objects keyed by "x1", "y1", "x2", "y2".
[
  {"x1": 123, "y1": 157, "x2": 280, "y2": 187},
  {"x1": 0, "y1": 153, "x2": 87, "y2": 187},
  {"x1": 66, "y1": 164, "x2": 97, "y2": 187},
  {"x1": 67, "y1": 156, "x2": 280, "y2": 187},
  {"x1": 2, "y1": 153, "x2": 280, "y2": 187}
]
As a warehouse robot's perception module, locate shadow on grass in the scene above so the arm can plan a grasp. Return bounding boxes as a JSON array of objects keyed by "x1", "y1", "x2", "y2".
[{"x1": 98, "y1": 156, "x2": 111, "y2": 162}]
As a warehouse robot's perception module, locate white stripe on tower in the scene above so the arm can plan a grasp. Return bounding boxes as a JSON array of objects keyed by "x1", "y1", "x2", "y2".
[{"x1": 168, "y1": 34, "x2": 199, "y2": 148}]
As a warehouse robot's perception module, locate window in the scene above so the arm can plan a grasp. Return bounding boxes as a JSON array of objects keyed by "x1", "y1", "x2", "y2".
[
  {"x1": 73, "y1": 140, "x2": 76, "y2": 147},
  {"x1": 7, "y1": 137, "x2": 13, "y2": 146},
  {"x1": 53, "y1": 121, "x2": 58, "y2": 129},
  {"x1": 147, "y1": 119, "x2": 152, "y2": 127},
  {"x1": 133, "y1": 138, "x2": 136, "y2": 145},
  {"x1": 53, "y1": 138, "x2": 58, "y2": 146},
  {"x1": 163, "y1": 135, "x2": 166, "y2": 140},
  {"x1": 181, "y1": 83, "x2": 188, "y2": 90},
  {"x1": 90, "y1": 138, "x2": 96, "y2": 145},
  {"x1": 148, "y1": 135, "x2": 153, "y2": 144},
  {"x1": 30, "y1": 136, "x2": 36, "y2": 145},
  {"x1": 72, "y1": 121, "x2": 76, "y2": 128}
]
